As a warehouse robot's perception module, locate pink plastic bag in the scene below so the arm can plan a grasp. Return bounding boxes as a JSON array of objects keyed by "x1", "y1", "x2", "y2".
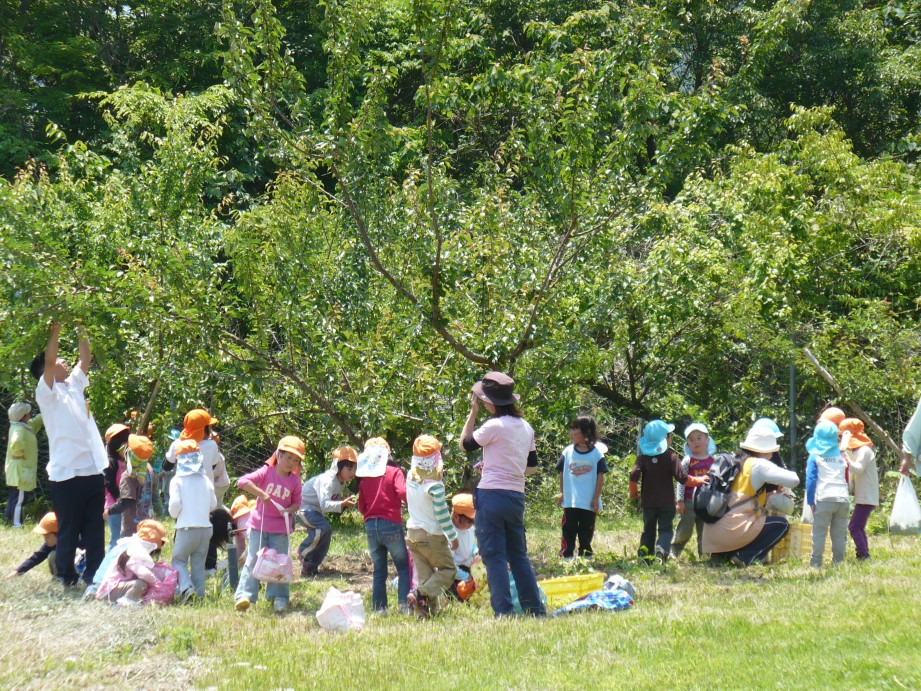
[
  {"x1": 253, "y1": 547, "x2": 294, "y2": 584},
  {"x1": 142, "y1": 562, "x2": 179, "y2": 605}
]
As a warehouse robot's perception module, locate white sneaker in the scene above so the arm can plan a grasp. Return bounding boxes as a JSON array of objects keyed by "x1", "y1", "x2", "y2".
[
  {"x1": 273, "y1": 598, "x2": 287, "y2": 613},
  {"x1": 116, "y1": 596, "x2": 141, "y2": 607}
]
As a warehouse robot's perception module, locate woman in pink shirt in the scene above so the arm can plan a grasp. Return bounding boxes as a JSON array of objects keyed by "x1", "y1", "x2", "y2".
[
  {"x1": 234, "y1": 436, "x2": 304, "y2": 613},
  {"x1": 460, "y1": 372, "x2": 545, "y2": 617}
]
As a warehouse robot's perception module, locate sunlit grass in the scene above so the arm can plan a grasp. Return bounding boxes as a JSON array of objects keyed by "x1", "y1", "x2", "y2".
[{"x1": 0, "y1": 509, "x2": 919, "y2": 689}]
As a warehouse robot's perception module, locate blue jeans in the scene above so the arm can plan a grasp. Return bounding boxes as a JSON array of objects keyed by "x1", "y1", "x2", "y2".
[
  {"x1": 235, "y1": 529, "x2": 290, "y2": 605},
  {"x1": 474, "y1": 488, "x2": 545, "y2": 617},
  {"x1": 296, "y1": 509, "x2": 332, "y2": 574},
  {"x1": 365, "y1": 518, "x2": 410, "y2": 611},
  {"x1": 107, "y1": 511, "x2": 122, "y2": 551}
]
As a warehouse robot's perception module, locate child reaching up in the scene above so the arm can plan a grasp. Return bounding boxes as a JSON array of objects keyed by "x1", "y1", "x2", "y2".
[
  {"x1": 95, "y1": 520, "x2": 168, "y2": 606},
  {"x1": 629, "y1": 420, "x2": 705, "y2": 564},
  {"x1": 557, "y1": 416, "x2": 607, "y2": 559},
  {"x1": 839, "y1": 418, "x2": 878, "y2": 561},
  {"x1": 805, "y1": 421, "x2": 850, "y2": 568},
  {"x1": 235, "y1": 436, "x2": 304, "y2": 613},
  {"x1": 671, "y1": 423, "x2": 717, "y2": 559},
  {"x1": 405, "y1": 435, "x2": 457, "y2": 618}
]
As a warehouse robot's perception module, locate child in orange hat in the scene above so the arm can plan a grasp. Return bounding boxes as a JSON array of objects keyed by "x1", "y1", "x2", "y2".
[
  {"x1": 5, "y1": 512, "x2": 60, "y2": 578},
  {"x1": 108, "y1": 435, "x2": 155, "y2": 538},
  {"x1": 448, "y1": 493, "x2": 477, "y2": 601},
  {"x1": 95, "y1": 520, "x2": 169, "y2": 606},
  {"x1": 235, "y1": 436, "x2": 304, "y2": 613},
  {"x1": 297, "y1": 446, "x2": 358, "y2": 578},
  {"x1": 405, "y1": 435, "x2": 457, "y2": 618},
  {"x1": 840, "y1": 418, "x2": 878, "y2": 560}
]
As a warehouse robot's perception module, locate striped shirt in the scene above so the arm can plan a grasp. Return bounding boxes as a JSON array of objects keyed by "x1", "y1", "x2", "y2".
[{"x1": 406, "y1": 478, "x2": 457, "y2": 541}]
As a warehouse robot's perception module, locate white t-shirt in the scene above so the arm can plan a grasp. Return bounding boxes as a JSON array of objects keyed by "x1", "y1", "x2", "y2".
[
  {"x1": 35, "y1": 368, "x2": 107, "y2": 482},
  {"x1": 473, "y1": 416, "x2": 536, "y2": 494},
  {"x1": 167, "y1": 438, "x2": 221, "y2": 501}
]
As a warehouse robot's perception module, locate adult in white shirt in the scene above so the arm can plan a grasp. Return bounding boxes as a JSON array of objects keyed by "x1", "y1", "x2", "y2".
[{"x1": 31, "y1": 321, "x2": 107, "y2": 585}]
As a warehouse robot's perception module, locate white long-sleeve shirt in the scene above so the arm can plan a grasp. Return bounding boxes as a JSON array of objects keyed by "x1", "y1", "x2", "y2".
[
  {"x1": 169, "y1": 473, "x2": 217, "y2": 528},
  {"x1": 903, "y1": 397, "x2": 921, "y2": 461}
]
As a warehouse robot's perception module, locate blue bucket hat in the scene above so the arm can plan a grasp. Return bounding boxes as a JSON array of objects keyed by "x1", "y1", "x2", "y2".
[
  {"x1": 806, "y1": 420, "x2": 840, "y2": 457},
  {"x1": 752, "y1": 417, "x2": 784, "y2": 439},
  {"x1": 639, "y1": 420, "x2": 675, "y2": 456},
  {"x1": 683, "y1": 423, "x2": 717, "y2": 457}
]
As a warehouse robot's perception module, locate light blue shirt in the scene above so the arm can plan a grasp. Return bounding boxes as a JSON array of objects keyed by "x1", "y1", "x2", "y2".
[{"x1": 557, "y1": 445, "x2": 608, "y2": 511}]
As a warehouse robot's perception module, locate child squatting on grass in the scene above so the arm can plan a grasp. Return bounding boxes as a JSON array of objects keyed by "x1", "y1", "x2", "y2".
[
  {"x1": 557, "y1": 415, "x2": 607, "y2": 559},
  {"x1": 629, "y1": 420, "x2": 706, "y2": 564},
  {"x1": 6, "y1": 512, "x2": 59, "y2": 579},
  {"x1": 235, "y1": 436, "x2": 304, "y2": 613},
  {"x1": 95, "y1": 520, "x2": 169, "y2": 606}
]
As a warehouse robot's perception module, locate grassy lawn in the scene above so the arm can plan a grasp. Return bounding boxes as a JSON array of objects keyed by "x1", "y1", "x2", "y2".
[{"x1": 1, "y1": 510, "x2": 920, "y2": 690}]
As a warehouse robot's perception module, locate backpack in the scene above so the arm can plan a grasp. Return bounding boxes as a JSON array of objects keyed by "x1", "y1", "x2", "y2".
[{"x1": 692, "y1": 452, "x2": 764, "y2": 523}]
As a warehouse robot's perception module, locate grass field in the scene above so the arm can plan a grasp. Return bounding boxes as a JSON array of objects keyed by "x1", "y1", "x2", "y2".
[{"x1": 0, "y1": 510, "x2": 919, "y2": 690}]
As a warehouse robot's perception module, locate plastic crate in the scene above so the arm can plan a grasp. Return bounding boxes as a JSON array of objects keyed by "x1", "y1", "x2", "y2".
[
  {"x1": 538, "y1": 572, "x2": 605, "y2": 609},
  {"x1": 768, "y1": 522, "x2": 832, "y2": 564}
]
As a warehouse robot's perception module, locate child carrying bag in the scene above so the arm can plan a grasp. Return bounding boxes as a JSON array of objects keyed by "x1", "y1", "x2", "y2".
[
  {"x1": 253, "y1": 501, "x2": 294, "y2": 584},
  {"x1": 889, "y1": 475, "x2": 921, "y2": 535}
]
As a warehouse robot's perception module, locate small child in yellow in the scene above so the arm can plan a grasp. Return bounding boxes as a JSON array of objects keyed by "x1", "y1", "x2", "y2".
[{"x1": 405, "y1": 435, "x2": 457, "y2": 618}]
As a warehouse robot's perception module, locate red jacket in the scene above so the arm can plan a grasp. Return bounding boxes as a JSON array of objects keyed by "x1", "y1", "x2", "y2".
[{"x1": 358, "y1": 465, "x2": 406, "y2": 524}]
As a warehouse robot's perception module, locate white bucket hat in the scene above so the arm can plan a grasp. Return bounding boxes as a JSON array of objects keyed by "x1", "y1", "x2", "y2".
[{"x1": 739, "y1": 426, "x2": 781, "y2": 454}]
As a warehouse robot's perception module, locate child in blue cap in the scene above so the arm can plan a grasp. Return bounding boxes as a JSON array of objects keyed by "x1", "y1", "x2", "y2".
[
  {"x1": 805, "y1": 420, "x2": 850, "y2": 567},
  {"x1": 629, "y1": 420, "x2": 705, "y2": 563}
]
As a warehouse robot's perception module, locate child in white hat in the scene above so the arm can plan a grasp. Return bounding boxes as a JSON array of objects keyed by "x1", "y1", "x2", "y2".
[{"x1": 5, "y1": 402, "x2": 43, "y2": 527}]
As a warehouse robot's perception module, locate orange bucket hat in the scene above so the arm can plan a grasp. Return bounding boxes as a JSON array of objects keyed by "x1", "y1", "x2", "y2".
[
  {"x1": 230, "y1": 495, "x2": 256, "y2": 520},
  {"x1": 33, "y1": 512, "x2": 58, "y2": 535},
  {"x1": 839, "y1": 418, "x2": 873, "y2": 448},
  {"x1": 127, "y1": 434, "x2": 154, "y2": 461},
  {"x1": 180, "y1": 409, "x2": 218, "y2": 442},
  {"x1": 136, "y1": 519, "x2": 168, "y2": 547},
  {"x1": 452, "y1": 493, "x2": 475, "y2": 519},
  {"x1": 332, "y1": 446, "x2": 358, "y2": 463},
  {"x1": 818, "y1": 407, "x2": 846, "y2": 427},
  {"x1": 104, "y1": 423, "x2": 131, "y2": 444}
]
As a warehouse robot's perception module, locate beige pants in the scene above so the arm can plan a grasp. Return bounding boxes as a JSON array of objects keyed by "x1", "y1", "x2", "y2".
[
  {"x1": 406, "y1": 528, "x2": 456, "y2": 612},
  {"x1": 107, "y1": 579, "x2": 149, "y2": 603}
]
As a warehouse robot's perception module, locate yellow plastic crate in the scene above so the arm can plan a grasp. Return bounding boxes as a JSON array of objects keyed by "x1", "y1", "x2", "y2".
[
  {"x1": 768, "y1": 522, "x2": 832, "y2": 564},
  {"x1": 538, "y1": 572, "x2": 605, "y2": 609}
]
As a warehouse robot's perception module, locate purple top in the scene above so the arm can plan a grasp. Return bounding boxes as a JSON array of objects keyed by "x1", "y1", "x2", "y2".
[{"x1": 237, "y1": 463, "x2": 302, "y2": 534}]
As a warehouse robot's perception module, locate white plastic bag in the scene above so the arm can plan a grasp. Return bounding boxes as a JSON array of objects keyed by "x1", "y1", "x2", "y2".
[
  {"x1": 889, "y1": 476, "x2": 921, "y2": 535},
  {"x1": 316, "y1": 587, "x2": 365, "y2": 633},
  {"x1": 800, "y1": 503, "x2": 814, "y2": 525}
]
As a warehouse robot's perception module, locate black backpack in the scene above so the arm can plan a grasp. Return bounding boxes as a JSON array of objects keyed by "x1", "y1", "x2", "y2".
[{"x1": 692, "y1": 452, "x2": 763, "y2": 523}]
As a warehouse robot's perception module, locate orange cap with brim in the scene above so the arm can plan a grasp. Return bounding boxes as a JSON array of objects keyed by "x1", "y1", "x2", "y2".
[
  {"x1": 128, "y1": 434, "x2": 154, "y2": 461},
  {"x1": 452, "y1": 493, "x2": 475, "y2": 519},
  {"x1": 104, "y1": 423, "x2": 131, "y2": 444},
  {"x1": 34, "y1": 512, "x2": 58, "y2": 535},
  {"x1": 818, "y1": 407, "x2": 846, "y2": 427}
]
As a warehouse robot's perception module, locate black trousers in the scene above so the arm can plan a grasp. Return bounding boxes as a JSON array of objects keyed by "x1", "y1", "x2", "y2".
[
  {"x1": 49, "y1": 474, "x2": 105, "y2": 585},
  {"x1": 560, "y1": 507, "x2": 597, "y2": 557},
  {"x1": 640, "y1": 507, "x2": 676, "y2": 558}
]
